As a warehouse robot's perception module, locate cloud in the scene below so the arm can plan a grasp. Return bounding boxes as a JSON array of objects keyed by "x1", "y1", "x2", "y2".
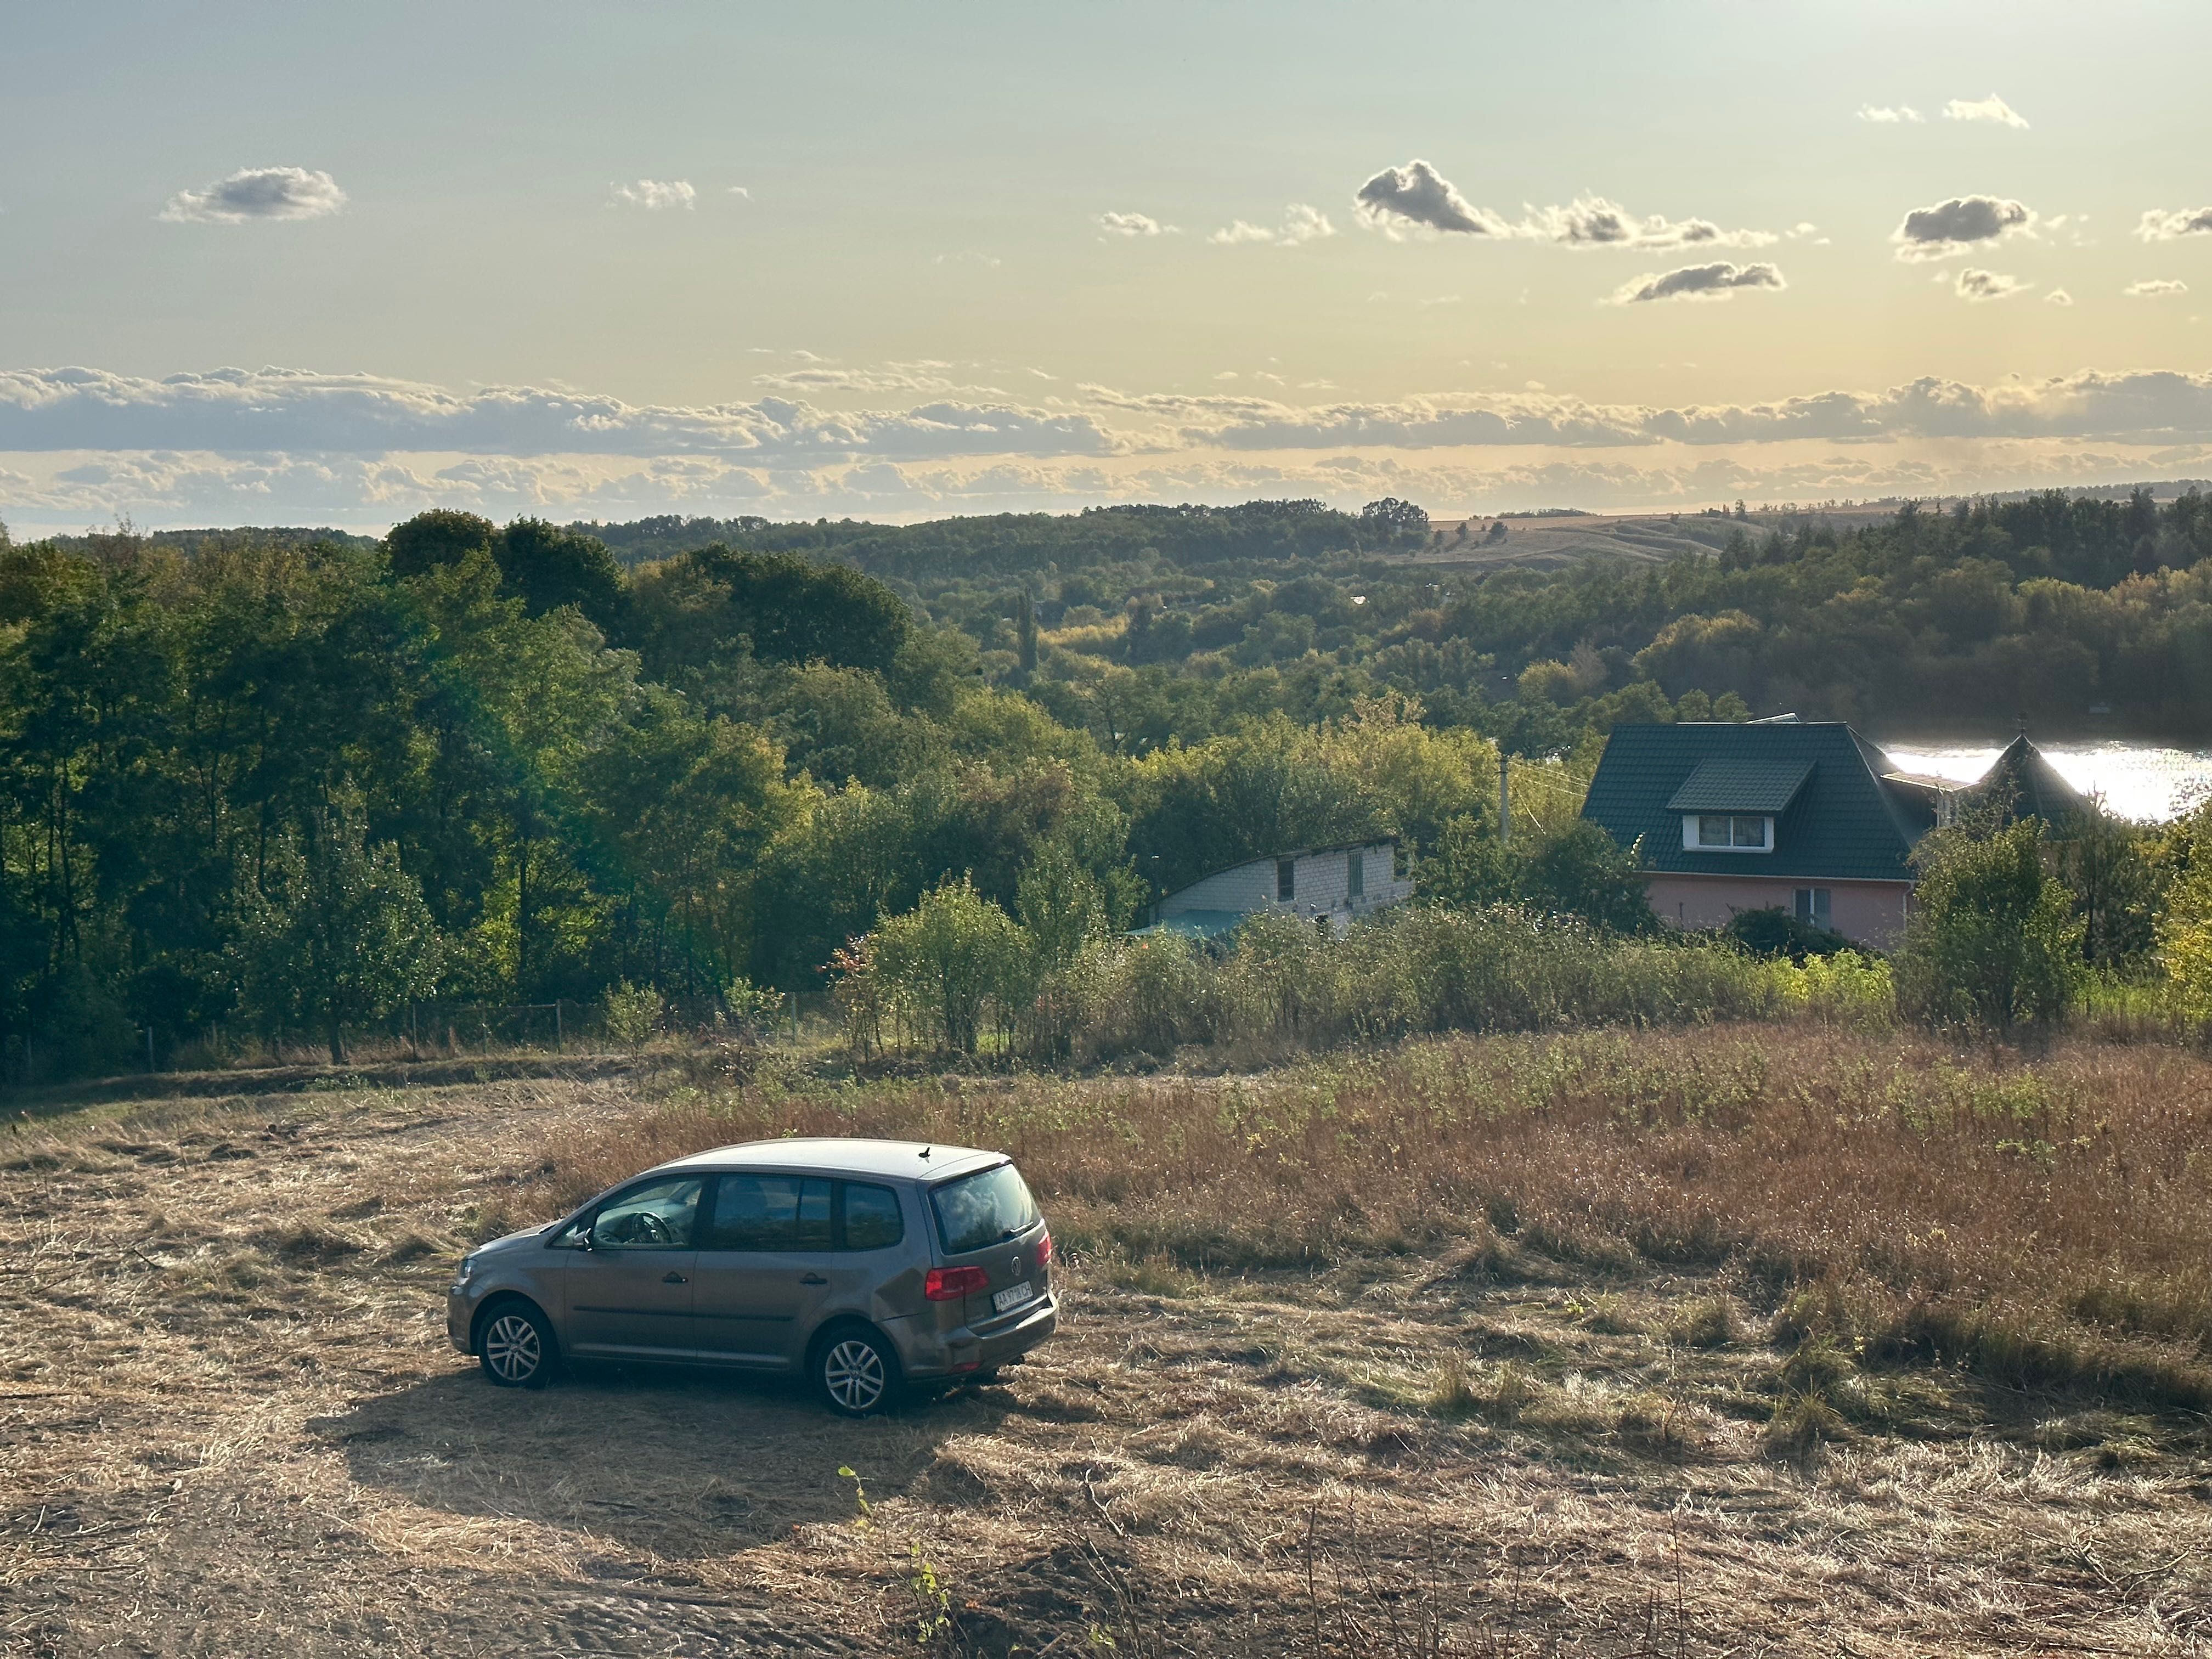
[
  {"x1": 726, "y1": 186, "x2": 751, "y2": 199},
  {"x1": 1609, "y1": 262, "x2": 1786, "y2": 304},
  {"x1": 1891, "y1": 195, "x2": 2034, "y2": 262},
  {"x1": 16, "y1": 374, "x2": 2212, "y2": 532},
  {"x1": 1955, "y1": 268, "x2": 2032, "y2": 302},
  {"x1": 608, "y1": 179, "x2": 695, "y2": 210},
  {"x1": 1080, "y1": 368, "x2": 2212, "y2": 451},
  {"x1": 1857, "y1": 104, "x2": 1924, "y2": 123},
  {"x1": 1520, "y1": 195, "x2": 1775, "y2": 251},
  {"x1": 2137, "y1": 207, "x2": 2212, "y2": 242},
  {"x1": 1350, "y1": 168, "x2": 1769, "y2": 250},
  {"x1": 1099, "y1": 211, "x2": 1175, "y2": 237},
  {"x1": 1943, "y1": 93, "x2": 2029, "y2": 128},
  {"x1": 15, "y1": 363, "x2": 2212, "y2": 538},
  {"x1": 2045, "y1": 288, "x2": 2074, "y2": 306},
  {"x1": 0, "y1": 366, "x2": 1119, "y2": 462},
  {"x1": 1353, "y1": 159, "x2": 1510, "y2": 237},
  {"x1": 2124, "y1": 279, "x2": 2189, "y2": 298},
  {"x1": 159, "y1": 166, "x2": 347, "y2": 224},
  {"x1": 752, "y1": 364, "x2": 1003, "y2": 395},
  {"x1": 1209, "y1": 204, "x2": 1335, "y2": 246}
]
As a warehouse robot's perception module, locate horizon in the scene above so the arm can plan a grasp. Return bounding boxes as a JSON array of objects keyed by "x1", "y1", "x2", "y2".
[{"x1": 5, "y1": 2, "x2": 2211, "y2": 533}]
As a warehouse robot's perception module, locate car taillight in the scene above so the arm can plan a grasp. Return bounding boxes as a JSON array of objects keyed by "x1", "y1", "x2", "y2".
[
  {"x1": 925, "y1": 1266, "x2": 990, "y2": 1301},
  {"x1": 1036, "y1": 1232, "x2": 1053, "y2": 1268}
]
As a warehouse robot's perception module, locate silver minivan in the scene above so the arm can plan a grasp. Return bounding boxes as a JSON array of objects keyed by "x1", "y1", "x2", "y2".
[{"x1": 446, "y1": 1138, "x2": 1058, "y2": 1414}]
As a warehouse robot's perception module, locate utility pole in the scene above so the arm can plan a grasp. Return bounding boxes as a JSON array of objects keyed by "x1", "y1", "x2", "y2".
[{"x1": 1498, "y1": 751, "x2": 1511, "y2": 847}]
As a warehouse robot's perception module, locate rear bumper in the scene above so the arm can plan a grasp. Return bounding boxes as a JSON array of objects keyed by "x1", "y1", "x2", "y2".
[{"x1": 887, "y1": 1293, "x2": 1059, "y2": 1379}]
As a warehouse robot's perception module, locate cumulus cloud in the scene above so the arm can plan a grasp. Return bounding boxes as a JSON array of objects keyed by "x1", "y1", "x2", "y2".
[
  {"x1": 609, "y1": 179, "x2": 696, "y2": 210},
  {"x1": 1943, "y1": 93, "x2": 2029, "y2": 128},
  {"x1": 1099, "y1": 211, "x2": 1175, "y2": 236},
  {"x1": 2137, "y1": 207, "x2": 2212, "y2": 242},
  {"x1": 2124, "y1": 279, "x2": 2189, "y2": 298},
  {"x1": 1080, "y1": 368, "x2": 2212, "y2": 451},
  {"x1": 1522, "y1": 195, "x2": 1775, "y2": 251},
  {"x1": 0, "y1": 366, "x2": 1118, "y2": 463},
  {"x1": 1891, "y1": 195, "x2": 2035, "y2": 261},
  {"x1": 1955, "y1": 268, "x2": 2032, "y2": 302},
  {"x1": 1609, "y1": 262, "x2": 1786, "y2": 304},
  {"x1": 1350, "y1": 167, "x2": 1770, "y2": 250},
  {"x1": 2046, "y1": 288, "x2": 2075, "y2": 306},
  {"x1": 159, "y1": 166, "x2": 347, "y2": 224},
  {"x1": 16, "y1": 364, "x2": 2212, "y2": 538},
  {"x1": 1857, "y1": 104, "x2": 1923, "y2": 123},
  {"x1": 752, "y1": 363, "x2": 1005, "y2": 395},
  {"x1": 1209, "y1": 204, "x2": 1335, "y2": 246},
  {"x1": 1353, "y1": 160, "x2": 1511, "y2": 237}
]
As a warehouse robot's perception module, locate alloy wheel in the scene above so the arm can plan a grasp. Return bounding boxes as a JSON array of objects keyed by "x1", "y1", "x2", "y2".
[
  {"x1": 823, "y1": 1338, "x2": 887, "y2": 1412},
  {"x1": 484, "y1": 1312, "x2": 542, "y2": 1383}
]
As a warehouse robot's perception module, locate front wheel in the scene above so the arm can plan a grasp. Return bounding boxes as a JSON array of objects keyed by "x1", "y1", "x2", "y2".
[
  {"x1": 814, "y1": 1327, "x2": 900, "y2": 1417},
  {"x1": 478, "y1": 1300, "x2": 556, "y2": 1389}
]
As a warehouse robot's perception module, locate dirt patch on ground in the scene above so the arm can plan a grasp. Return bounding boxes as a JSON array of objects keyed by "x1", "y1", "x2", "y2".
[{"x1": 3, "y1": 1063, "x2": 2210, "y2": 1656}]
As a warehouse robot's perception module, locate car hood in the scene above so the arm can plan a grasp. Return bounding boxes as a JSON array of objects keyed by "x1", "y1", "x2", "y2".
[{"x1": 475, "y1": 1223, "x2": 555, "y2": 1259}]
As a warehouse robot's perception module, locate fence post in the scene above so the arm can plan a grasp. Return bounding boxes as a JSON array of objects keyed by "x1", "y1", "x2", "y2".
[{"x1": 555, "y1": 1000, "x2": 563, "y2": 1050}]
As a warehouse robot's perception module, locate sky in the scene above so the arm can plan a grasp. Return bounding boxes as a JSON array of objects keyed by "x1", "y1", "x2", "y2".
[{"x1": 3, "y1": 0, "x2": 2211, "y2": 534}]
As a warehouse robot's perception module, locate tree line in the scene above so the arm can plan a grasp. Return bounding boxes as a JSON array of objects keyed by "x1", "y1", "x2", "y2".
[{"x1": 4, "y1": 487, "x2": 2209, "y2": 1078}]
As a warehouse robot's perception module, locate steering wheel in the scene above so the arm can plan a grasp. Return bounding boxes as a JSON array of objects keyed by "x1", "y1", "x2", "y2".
[{"x1": 596, "y1": 1209, "x2": 674, "y2": 1247}]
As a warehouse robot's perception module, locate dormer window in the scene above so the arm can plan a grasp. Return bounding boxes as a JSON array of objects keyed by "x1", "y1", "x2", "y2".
[{"x1": 1686, "y1": 814, "x2": 1771, "y2": 851}]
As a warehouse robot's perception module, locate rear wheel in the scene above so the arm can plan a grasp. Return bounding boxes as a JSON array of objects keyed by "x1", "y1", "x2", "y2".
[
  {"x1": 477, "y1": 1299, "x2": 556, "y2": 1389},
  {"x1": 814, "y1": 1325, "x2": 900, "y2": 1417}
]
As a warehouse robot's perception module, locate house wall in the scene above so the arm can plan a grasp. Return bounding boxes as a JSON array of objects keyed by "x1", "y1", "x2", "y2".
[
  {"x1": 1641, "y1": 873, "x2": 1910, "y2": 949},
  {"x1": 1161, "y1": 844, "x2": 1413, "y2": 927}
]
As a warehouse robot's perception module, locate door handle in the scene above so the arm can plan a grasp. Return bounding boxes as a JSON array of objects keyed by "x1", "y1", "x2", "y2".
[
  {"x1": 663, "y1": 1272, "x2": 687, "y2": 1284},
  {"x1": 799, "y1": 1273, "x2": 828, "y2": 1285}
]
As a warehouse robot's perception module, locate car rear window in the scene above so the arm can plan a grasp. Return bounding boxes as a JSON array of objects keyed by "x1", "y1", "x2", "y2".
[
  {"x1": 840, "y1": 1183, "x2": 905, "y2": 1251},
  {"x1": 930, "y1": 1163, "x2": 1039, "y2": 1256}
]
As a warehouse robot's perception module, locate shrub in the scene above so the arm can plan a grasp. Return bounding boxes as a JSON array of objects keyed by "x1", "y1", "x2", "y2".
[
  {"x1": 602, "y1": 980, "x2": 666, "y2": 1049},
  {"x1": 1894, "y1": 820, "x2": 2082, "y2": 1034},
  {"x1": 1725, "y1": 906, "x2": 1850, "y2": 962},
  {"x1": 864, "y1": 876, "x2": 1025, "y2": 1054}
]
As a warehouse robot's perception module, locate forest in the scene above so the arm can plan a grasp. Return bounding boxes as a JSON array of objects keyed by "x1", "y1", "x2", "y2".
[{"x1": 5, "y1": 486, "x2": 2212, "y2": 1078}]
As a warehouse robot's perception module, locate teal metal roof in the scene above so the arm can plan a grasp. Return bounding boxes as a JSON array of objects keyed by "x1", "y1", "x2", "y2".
[
  {"x1": 1664, "y1": 758, "x2": 1814, "y2": 815},
  {"x1": 1582, "y1": 722, "x2": 1933, "y2": 882},
  {"x1": 1130, "y1": 910, "x2": 1248, "y2": 941}
]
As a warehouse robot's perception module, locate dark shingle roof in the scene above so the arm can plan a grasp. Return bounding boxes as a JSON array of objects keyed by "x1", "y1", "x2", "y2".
[
  {"x1": 1664, "y1": 758, "x2": 1814, "y2": 815},
  {"x1": 1963, "y1": 735, "x2": 2090, "y2": 824},
  {"x1": 1582, "y1": 723, "x2": 1934, "y2": 882}
]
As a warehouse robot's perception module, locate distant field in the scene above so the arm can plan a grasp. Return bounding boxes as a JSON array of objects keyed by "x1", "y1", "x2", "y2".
[
  {"x1": 1414, "y1": 507, "x2": 1904, "y2": 572},
  {"x1": 4, "y1": 1030, "x2": 2209, "y2": 1655}
]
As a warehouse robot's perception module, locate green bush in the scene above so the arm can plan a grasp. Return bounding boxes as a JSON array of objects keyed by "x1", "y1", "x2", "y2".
[
  {"x1": 1894, "y1": 821, "x2": 2083, "y2": 1035},
  {"x1": 838, "y1": 898, "x2": 1795, "y2": 1063}
]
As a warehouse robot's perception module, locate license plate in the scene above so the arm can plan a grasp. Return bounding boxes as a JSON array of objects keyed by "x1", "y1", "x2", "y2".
[{"x1": 992, "y1": 1279, "x2": 1035, "y2": 1313}]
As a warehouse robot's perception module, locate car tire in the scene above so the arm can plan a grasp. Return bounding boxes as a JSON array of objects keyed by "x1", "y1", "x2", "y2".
[
  {"x1": 812, "y1": 1324, "x2": 901, "y2": 1418},
  {"x1": 477, "y1": 1298, "x2": 557, "y2": 1389}
]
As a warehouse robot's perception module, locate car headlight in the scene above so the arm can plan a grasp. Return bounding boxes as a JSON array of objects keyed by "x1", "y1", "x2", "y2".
[{"x1": 452, "y1": 1253, "x2": 479, "y2": 1291}]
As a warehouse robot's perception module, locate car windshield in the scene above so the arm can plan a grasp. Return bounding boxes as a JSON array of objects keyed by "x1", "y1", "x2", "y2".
[{"x1": 930, "y1": 1163, "x2": 1039, "y2": 1256}]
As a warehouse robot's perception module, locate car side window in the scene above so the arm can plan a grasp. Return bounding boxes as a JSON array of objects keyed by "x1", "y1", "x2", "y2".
[
  {"x1": 839, "y1": 1183, "x2": 905, "y2": 1251},
  {"x1": 588, "y1": 1176, "x2": 703, "y2": 1250},
  {"x1": 704, "y1": 1174, "x2": 832, "y2": 1251}
]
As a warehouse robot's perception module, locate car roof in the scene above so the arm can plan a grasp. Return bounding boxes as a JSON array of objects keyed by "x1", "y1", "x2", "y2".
[{"x1": 651, "y1": 1137, "x2": 1005, "y2": 1183}]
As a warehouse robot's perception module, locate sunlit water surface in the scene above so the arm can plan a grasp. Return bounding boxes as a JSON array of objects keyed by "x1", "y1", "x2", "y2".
[{"x1": 1877, "y1": 741, "x2": 2212, "y2": 822}]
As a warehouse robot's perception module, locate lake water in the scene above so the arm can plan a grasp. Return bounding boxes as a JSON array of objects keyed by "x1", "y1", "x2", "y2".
[{"x1": 1878, "y1": 741, "x2": 2212, "y2": 822}]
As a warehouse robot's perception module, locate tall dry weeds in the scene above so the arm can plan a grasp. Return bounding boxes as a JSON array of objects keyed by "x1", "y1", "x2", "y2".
[{"x1": 537, "y1": 1025, "x2": 2212, "y2": 1413}]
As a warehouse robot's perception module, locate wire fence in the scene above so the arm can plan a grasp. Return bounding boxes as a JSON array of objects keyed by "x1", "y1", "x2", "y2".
[{"x1": 0, "y1": 989, "x2": 842, "y2": 1091}]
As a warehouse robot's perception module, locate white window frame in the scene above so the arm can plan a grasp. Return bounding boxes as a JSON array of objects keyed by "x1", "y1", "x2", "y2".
[{"x1": 1681, "y1": 813, "x2": 1773, "y2": 853}]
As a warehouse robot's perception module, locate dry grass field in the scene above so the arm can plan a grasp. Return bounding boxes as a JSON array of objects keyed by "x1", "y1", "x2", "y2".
[{"x1": 4, "y1": 1029, "x2": 2211, "y2": 1656}]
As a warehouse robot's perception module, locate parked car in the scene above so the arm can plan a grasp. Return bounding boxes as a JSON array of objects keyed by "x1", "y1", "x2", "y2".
[{"x1": 447, "y1": 1138, "x2": 1057, "y2": 1415}]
